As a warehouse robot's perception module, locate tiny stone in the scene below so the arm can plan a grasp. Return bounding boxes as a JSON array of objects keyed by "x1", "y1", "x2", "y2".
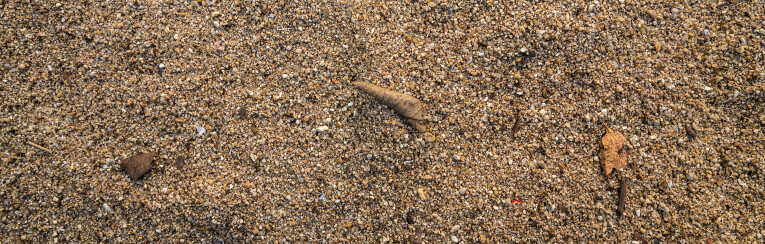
[
  {"x1": 174, "y1": 155, "x2": 185, "y2": 168},
  {"x1": 417, "y1": 188, "x2": 428, "y2": 200},
  {"x1": 316, "y1": 126, "x2": 329, "y2": 132},
  {"x1": 195, "y1": 124, "x2": 206, "y2": 134},
  {"x1": 451, "y1": 235, "x2": 459, "y2": 243},
  {"x1": 738, "y1": 179, "x2": 747, "y2": 187},
  {"x1": 450, "y1": 224, "x2": 460, "y2": 233}
]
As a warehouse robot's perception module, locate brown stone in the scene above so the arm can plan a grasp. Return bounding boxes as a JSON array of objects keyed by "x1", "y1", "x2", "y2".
[
  {"x1": 175, "y1": 155, "x2": 185, "y2": 168},
  {"x1": 122, "y1": 152, "x2": 154, "y2": 180}
]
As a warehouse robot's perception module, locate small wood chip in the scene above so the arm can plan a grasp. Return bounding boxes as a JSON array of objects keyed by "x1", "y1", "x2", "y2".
[{"x1": 174, "y1": 118, "x2": 188, "y2": 123}]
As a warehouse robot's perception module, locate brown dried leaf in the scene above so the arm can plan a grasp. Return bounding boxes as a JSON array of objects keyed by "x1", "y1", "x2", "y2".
[
  {"x1": 122, "y1": 152, "x2": 154, "y2": 180},
  {"x1": 599, "y1": 126, "x2": 629, "y2": 176},
  {"x1": 352, "y1": 81, "x2": 427, "y2": 132}
]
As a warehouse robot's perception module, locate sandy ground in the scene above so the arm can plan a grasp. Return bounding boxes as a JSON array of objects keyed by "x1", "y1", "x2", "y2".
[{"x1": 1, "y1": 0, "x2": 764, "y2": 243}]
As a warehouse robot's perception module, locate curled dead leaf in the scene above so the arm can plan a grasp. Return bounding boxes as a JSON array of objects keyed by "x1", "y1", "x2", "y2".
[
  {"x1": 599, "y1": 126, "x2": 629, "y2": 176},
  {"x1": 352, "y1": 81, "x2": 427, "y2": 132}
]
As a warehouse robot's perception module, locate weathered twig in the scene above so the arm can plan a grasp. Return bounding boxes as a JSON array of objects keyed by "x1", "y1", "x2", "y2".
[
  {"x1": 26, "y1": 141, "x2": 53, "y2": 154},
  {"x1": 617, "y1": 177, "x2": 628, "y2": 218},
  {"x1": 352, "y1": 81, "x2": 428, "y2": 133}
]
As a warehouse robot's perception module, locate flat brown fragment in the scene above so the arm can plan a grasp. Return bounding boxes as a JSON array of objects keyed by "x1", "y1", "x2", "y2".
[{"x1": 122, "y1": 152, "x2": 154, "y2": 180}]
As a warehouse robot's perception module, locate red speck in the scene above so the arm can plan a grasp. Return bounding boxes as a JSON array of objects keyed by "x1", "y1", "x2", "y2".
[{"x1": 511, "y1": 199, "x2": 522, "y2": 205}]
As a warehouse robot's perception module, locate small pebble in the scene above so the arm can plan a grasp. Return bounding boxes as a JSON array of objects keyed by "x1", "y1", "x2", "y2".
[
  {"x1": 195, "y1": 124, "x2": 206, "y2": 134},
  {"x1": 450, "y1": 224, "x2": 460, "y2": 233},
  {"x1": 417, "y1": 188, "x2": 428, "y2": 200}
]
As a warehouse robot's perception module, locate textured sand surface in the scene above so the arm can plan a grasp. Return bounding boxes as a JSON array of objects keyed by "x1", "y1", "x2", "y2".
[{"x1": 1, "y1": 0, "x2": 764, "y2": 242}]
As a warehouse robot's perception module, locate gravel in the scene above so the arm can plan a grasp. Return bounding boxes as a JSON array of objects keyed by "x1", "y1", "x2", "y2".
[{"x1": 1, "y1": 0, "x2": 764, "y2": 243}]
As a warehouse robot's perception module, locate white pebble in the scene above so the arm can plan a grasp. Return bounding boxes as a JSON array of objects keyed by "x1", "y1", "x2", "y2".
[
  {"x1": 316, "y1": 126, "x2": 329, "y2": 132},
  {"x1": 451, "y1": 235, "x2": 459, "y2": 243},
  {"x1": 738, "y1": 179, "x2": 747, "y2": 187},
  {"x1": 195, "y1": 124, "x2": 206, "y2": 134}
]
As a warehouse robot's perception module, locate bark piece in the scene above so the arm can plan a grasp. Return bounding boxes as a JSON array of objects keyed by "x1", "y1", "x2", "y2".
[
  {"x1": 599, "y1": 126, "x2": 629, "y2": 176},
  {"x1": 352, "y1": 81, "x2": 427, "y2": 132},
  {"x1": 617, "y1": 177, "x2": 628, "y2": 218},
  {"x1": 122, "y1": 152, "x2": 154, "y2": 180}
]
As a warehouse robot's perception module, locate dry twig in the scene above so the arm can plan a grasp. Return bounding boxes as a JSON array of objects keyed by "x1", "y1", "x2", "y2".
[{"x1": 26, "y1": 141, "x2": 53, "y2": 154}]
